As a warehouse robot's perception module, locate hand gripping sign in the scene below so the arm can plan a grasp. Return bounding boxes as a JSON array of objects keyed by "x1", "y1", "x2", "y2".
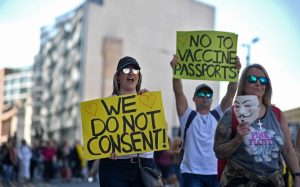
[{"x1": 80, "y1": 91, "x2": 169, "y2": 160}]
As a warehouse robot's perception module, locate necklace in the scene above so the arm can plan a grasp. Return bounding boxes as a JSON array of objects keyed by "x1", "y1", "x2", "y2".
[
  {"x1": 257, "y1": 120, "x2": 263, "y2": 129},
  {"x1": 257, "y1": 105, "x2": 266, "y2": 129},
  {"x1": 200, "y1": 114, "x2": 209, "y2": 124}
]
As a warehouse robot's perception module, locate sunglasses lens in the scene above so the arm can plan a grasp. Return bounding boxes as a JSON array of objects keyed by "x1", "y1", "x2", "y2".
[
  {"x1": 247, "y1": 75, "x2": 268, "y2": 85},
  {"x1": 259, "y1": 77, "x2": 268, "y2": 85},
  {"x1": 132, "y1": 69, "x2": 139, "y2": 74},
  {"x1": 122, "y1": 68, "x2": 130, "y2": 74},
  {"x1": 122, "y1": 68, "x2": 139, "y2": 74},
  {"x1": 247, "y1": 75, "x2": 257, "y2": 84},
  {"x1": 206, "y1": 93, "x2": 213, "y2": 98},
  {"x1": 197, "y1": 92, "x2": 205, "y2": 97},
  {"x1": 197, "y1": 92, "x2": 213, "y2": 98}
]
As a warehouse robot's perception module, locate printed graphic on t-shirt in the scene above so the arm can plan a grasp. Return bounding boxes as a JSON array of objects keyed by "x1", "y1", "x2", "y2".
[{"x1": 243, "y1": 126, "x2": 283, "y2": 162}]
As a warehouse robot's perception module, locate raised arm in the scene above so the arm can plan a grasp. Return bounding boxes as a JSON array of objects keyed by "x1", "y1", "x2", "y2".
[
  {"x1": 220, "y1": 56, "x2": 241, "y2": 112},
  {"x1": 170, "y1": 55, "x2": 188, "y2": 117}
]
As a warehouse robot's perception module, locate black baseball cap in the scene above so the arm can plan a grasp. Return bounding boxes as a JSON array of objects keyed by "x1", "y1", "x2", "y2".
[
  {"x1": 194, "y1": 84, "x2": 213, "y2": 96},
  {"x1": 116, "y1": 56, "x2": 141, "y2": 72}
]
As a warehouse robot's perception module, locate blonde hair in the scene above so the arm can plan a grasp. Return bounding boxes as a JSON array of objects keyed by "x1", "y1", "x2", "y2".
[
  {"x1": 237, "y1": 63, "x2": 272, "y2": 107},
  {"x1": 112, "y1": 71, "x2": 142, "y2": 95}
]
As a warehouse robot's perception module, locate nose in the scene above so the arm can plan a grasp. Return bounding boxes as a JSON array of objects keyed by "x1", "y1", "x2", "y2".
[
  {"x1": 254, "y1": 79, "x2": 261, "y2": 85},
  {"x1": 238, "y1": 106, "x2": 246, "y2": 116}
]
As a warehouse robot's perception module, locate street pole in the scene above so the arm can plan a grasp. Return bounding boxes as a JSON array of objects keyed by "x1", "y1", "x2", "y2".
[{"x1": 242, "y1": 37, "x2": 259, "y2": 66}]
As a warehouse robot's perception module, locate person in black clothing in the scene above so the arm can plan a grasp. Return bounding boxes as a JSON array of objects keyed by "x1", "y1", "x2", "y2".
[{"x1": 30, "y1": 140, "x2": 40, "y2": 182}]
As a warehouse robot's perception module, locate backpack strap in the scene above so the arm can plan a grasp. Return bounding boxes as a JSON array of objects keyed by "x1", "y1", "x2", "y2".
[
  {"x1": 210, "y1": 109, "x2": 220, "y2": 121},
  {"x1": 271, "y1": 105, "x2": 281, "y2": 124},
  {"x1": 182, "y1": 110, "x2": 197, "y2": 148}
]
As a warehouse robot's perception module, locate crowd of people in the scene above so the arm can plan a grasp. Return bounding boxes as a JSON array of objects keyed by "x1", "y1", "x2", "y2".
[{"x1": 0, "y1": 137, "x2": 90, "y2": 186}]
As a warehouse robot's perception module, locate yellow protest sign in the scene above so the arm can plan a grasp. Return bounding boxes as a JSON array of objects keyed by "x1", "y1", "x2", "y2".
[
  {"x1": 80, "y1": 91, "x2": 169, "y2": 160},
  {"x1": 175, "y1": 30, "x2": 238, "y2": 81}
]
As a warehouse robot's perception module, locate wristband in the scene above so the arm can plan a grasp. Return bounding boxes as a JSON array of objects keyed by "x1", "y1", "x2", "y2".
[{"x1": 294, "y1": 172, "x2": 300, "y2": 177}]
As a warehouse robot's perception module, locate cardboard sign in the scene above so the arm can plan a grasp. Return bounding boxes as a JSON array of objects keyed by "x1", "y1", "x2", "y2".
[
  {"x1": 80, "y1": 91, "x2": 169, "y2": 160},
  {"x1": 175, "y1": 30, "x2": 238, "y2": 81}
]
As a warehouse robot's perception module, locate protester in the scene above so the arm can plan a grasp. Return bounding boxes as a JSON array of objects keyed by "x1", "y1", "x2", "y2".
[
  {"x1": 70, "y1": 140, "x2": 85, "y2": 180},
  {"x1": 169, "y1": 136, "x2": 182, "y2": 186},
  {"x1": 98, "y1": 56, "x2": 156, "y2": 187},
  {"x1": 18, "y1": 139, "x2": 32, "y2": 182},
  {"x1": 88, "y1": 159, "x2": 99, "y2": 183},
  {"x1": 170, "y1": 55, "x2": 240, "y2": 187},
  {"x1": 41, "y1": 140, "x2": 56, "y2": 183},
  {"x1": 57, "y1": 140, "x2": 72, "y2": 182},
  {"x1": 154, "y1": 137, "x2": 172, "y2": 185},
  {"x1": 10, "y1": 138, "x2": 19, "y2": 182},
  {"x1": 214, "y1": 63, "x2": 300, "y2": 186},
  {"x1": 30, "y1": 139, "x2": 41, "y2": 182},
  {"x1": 1, "y1": 142, "x2": 15, "y2": 185}
]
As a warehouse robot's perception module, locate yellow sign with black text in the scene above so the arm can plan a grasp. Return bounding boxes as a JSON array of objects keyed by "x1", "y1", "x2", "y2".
[
  {"x1": 80, "y1": 91, "x2": 169, "y2": 160},
  {"x1": 176, "y1": 30, "x2": 238, "y2": 81}
]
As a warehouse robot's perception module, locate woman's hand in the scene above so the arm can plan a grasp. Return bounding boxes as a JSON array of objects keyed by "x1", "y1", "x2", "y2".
[
  {"x1": 235, "y1": 56, "x2": 241, "y2": 71},
  {"x1": 170, "y1": 54, "x2": 178, "y2": 71},
  {"x1": 109, "y1": 152, "x2": 117, "y2": 160},
  {"x1": 236, "y1": 122, "x2": 250, "y2": 139}
]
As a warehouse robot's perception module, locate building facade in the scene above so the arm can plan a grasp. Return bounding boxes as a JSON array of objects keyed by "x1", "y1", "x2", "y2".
[
  {"x1": 0, "y1": 67, "x2": 33, "y2": 144},
  {"x1": 284, "y1": 107, "x2": 300, "y2": 144},
  {"x1": 32, "y1": 0, "x2": 216, "y2": 142}
]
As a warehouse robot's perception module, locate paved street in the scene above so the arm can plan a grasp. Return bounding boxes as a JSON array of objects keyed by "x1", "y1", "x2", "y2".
[{"x1": 0, "y1": 180, "x2": 99, "y2": 187}]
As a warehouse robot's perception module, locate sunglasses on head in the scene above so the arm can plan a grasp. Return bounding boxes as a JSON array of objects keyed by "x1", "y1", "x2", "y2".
[
  {"x1": 122, "y1": 68, "x2": 140, "y2": 75},
  {"x1": 247, "y1": 75, "x2": 268, "y2": 85},
  {"x1": 196, "y1": 91, "x2": 213, "y2": 98}
]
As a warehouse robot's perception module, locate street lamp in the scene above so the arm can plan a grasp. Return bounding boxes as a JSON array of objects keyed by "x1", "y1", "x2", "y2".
[{"x1": 242, "y1": 37, "x2": 260, "y2": 66}]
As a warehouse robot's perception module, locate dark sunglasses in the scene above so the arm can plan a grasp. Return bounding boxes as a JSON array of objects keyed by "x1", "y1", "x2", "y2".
[
  {"x1": 196, "y1": 91, "x2": 213, "y2": 98},
  {"x1": 247, "y1": 75, "x2": 268, "y2": 85},
  {"x1": 122, "y1": 68, "x2": 140, "y2": 75}
]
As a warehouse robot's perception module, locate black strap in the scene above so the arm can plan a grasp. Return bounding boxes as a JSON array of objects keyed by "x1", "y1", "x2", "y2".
[
  {"x1": 182, "y1": 109, "x2": 220, "y2": 148},
  {"x1": 182, "y1": 110, "x2": 197, "y2": 148},
  {"x1": 210, "y1": 109, "x2": 220, "y2": 121}
]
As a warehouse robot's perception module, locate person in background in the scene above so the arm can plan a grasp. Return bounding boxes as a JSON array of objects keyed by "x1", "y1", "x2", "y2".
[
  {"x1": 41, "y1": 140, "x2": 56, "y2": 183},
  {"x1": 214, "y1": 63, "x2": 300, "y2": 187},
  {"x1": 18, "y1": 139, "x2": 32, "y2": 182},
  {"x1": 154, "y1": 137, "x2": 172, "y2": 185},
  {"x1": 169, "y1": 136, "x2": 182, "y2": 187},
  {"x1": 1, "y1": 142, "x2": 15, "y2": 185},
  {"x1": 30, "y1": 139, "x2": 40, "y2": 182},
  {"x1": 98, "y1": 56, "x2": 155, "y2": 187},
  {"x1": 169, "y1": 55, "x2": 241, "y2": 187},
  {"x1": 70, "y1": 140, "x2": 85, "y2": 180},
  {"x1": 57, "y1": 140, "x2": 72, "y2": 182}
]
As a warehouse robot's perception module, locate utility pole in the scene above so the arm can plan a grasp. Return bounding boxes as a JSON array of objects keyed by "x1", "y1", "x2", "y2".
[{"x1": 242, "y1": 37, "x2": 259, "y2": 66}]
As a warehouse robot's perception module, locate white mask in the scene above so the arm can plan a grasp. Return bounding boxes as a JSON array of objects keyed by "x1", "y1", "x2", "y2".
[{"x1": 233, "y1": 95, "x2": 260, "y2": 124}]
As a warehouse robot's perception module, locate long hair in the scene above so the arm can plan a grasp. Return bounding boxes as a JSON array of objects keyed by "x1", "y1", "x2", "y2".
[
  {"x1": 237, "y1": 63, "x2": 272, "y2": 107},
  {"x1": 112, "y1": 71, "x2": 142, "y2": 95}
]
